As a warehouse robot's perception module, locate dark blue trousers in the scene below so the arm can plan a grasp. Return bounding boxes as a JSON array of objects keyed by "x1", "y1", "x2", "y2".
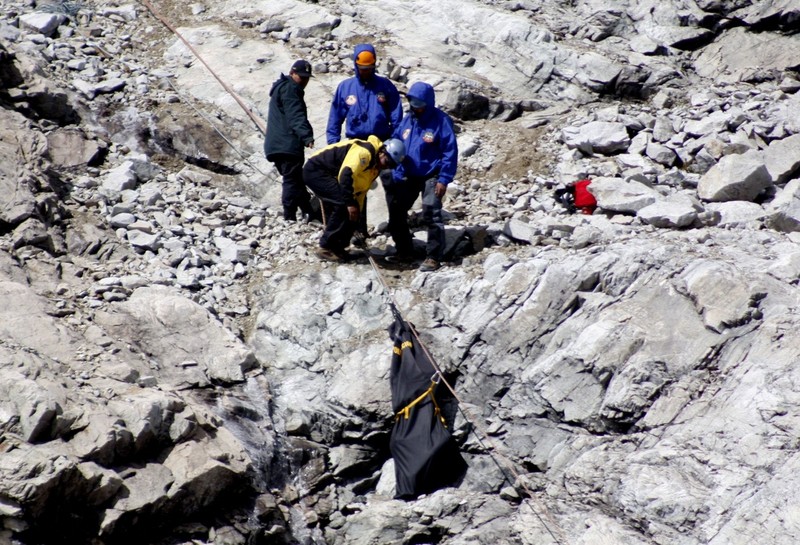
[
  {"x1": 384, "y1": 175, "x2": 444, "y2": 260},
  {"x1": 272, "y1": 154, "x2": 313, "y2": 220},
  {"x1": 303, "y1": 162, "x2": 356, "y2": 251}
]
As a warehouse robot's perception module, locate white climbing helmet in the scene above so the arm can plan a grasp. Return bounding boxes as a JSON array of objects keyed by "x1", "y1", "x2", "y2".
[{"x1": 383, "y1": 138, "x2": 406, "y2": 166}]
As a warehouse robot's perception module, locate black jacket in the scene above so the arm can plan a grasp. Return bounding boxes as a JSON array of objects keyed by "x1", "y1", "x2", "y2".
[{"x1": 263, "y1": 74, "x2": 314, "y2": 160}]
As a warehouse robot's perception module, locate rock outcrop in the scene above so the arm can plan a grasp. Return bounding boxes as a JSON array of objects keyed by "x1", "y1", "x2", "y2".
[{"x1": 1, "y1": 0, "x2": 800, "y2": 544}]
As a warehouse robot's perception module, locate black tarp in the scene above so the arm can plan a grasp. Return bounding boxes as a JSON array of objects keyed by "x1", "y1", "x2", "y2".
[{"x1": 388, "y1": 315, "x2": 467, "y2": 500}]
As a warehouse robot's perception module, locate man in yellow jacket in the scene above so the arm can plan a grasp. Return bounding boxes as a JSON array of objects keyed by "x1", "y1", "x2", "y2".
[{"x1": 303, "y1": 136, "x2": 406, "y2": 262}]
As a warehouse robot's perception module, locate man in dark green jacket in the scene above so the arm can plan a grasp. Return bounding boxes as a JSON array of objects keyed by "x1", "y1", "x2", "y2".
[{"x1": 264, "y1": 60, "x2": 316, "y2": 221}]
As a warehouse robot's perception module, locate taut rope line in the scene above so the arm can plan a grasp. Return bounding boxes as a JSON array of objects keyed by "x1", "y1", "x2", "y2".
[
  {"x1": 366, "y1": 254, "x2": 568, "y2": 545},
  {"x1": 137, "y1": 2, "x2": 567, "y2": 539},
  {"x1": 138, "y1": 0, "x2": 267, "y2": 135}
]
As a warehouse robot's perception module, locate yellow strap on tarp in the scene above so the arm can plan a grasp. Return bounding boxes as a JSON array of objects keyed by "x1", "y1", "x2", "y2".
[
  {"x1": 393, "y1": 341, "x2": 413, "y2": 355},
  {"x1": 395, "y1": 381, "x2": 447, "y2": 427}
]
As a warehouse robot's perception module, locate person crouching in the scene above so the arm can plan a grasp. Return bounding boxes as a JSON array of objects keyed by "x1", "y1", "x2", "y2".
[{"x1": 303, "y1": 136, "x2": 406, "y2": 262}]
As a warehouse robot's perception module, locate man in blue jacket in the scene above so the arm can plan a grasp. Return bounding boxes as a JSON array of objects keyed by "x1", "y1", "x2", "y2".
[
  {"x1": 326, "y1": 44, "x2": 403, "y2": 144},
  {"x1": 326, "y1": 44, "x2": 404, "y2": 241},
  {"x1": 264, "y1": 60, "x2": 316, "y2": 222},
  {"x1": 384, "y1": 81, "x2": 458, "y2": 272}
]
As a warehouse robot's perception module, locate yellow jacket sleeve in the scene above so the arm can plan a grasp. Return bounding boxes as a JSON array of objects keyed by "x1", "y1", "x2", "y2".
[{"x1": 338, "y1": 135, "x2": 383, "y2": 210}]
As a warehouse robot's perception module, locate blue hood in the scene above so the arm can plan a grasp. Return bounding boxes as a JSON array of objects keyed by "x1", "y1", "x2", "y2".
[{"x1": 407, "y1": 81, "x2": 435, "y2": 109}]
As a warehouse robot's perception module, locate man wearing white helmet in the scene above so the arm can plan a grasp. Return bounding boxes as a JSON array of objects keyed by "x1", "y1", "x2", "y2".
[{"x1": 303, "y1": 136, "x2": 405, "y2": 262}]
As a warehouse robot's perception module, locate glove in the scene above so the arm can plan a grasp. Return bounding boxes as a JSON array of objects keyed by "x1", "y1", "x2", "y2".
[{"x1": 352, "y1": 231, "x2": 367, "y2": 248}]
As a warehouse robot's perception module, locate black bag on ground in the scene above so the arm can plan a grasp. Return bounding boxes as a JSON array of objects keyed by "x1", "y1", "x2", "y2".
[{"x1": 388, "y1": 315, "x2": 467, "y2": 500}]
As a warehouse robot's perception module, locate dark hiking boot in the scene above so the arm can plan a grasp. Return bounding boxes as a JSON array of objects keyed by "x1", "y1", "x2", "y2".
[
  {"x1": 315, "y1": 247, "x2": 352, "y2": 262},
  {"x1": 418, "y1": 258, "x2": 440, "y2": 272}
]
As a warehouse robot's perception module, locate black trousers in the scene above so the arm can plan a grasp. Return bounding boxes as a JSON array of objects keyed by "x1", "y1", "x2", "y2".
[
  {"x1": 384, "y1": 175, "x2": 445, "y2": 260},
  {"x1": 272, "y1": 154, "x2": 313, "y2": 220},
  {"x1": 303, "y1": 161, "x2": 356, "y2": 251}
]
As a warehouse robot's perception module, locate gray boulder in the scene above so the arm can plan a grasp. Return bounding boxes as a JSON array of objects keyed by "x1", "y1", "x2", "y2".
[
  {"x1": 697, "y1": 150, "x2": 772, "y2": 202},
  {"x1": 766, "y1": 179, "x2": 800, "y2": 233},
  {"x1": 561, "y1": 121, "x2": 631, "y2": 154},
  {"x1": 589, "y1": 176, "x2": 660, "y2": 213},
  {"x1": 763, "y1": 134, "x2": 800, "y2": 184},
  {"x1": 638, "y1": 198, "x2": 698, "y2": 229}
]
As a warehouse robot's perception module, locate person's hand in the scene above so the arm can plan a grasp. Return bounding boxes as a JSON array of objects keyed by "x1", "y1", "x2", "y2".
[
  {"x1": 434, "y1": 182, "x2": 447, "y2": 199},
  {"x1": 347, "y1": 205, "x2": 359, "y2": 222},
  {"x1": 306, "y1": 141, "x2": 314, "y2": 148},
  {"x1": 352, "y1": 231, "x2": 367, "y2": 247}
]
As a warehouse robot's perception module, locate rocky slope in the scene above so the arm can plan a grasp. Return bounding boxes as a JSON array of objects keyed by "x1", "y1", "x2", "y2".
[{"x1": 1, "y1": 0, "x2": 800, "y2": 544}]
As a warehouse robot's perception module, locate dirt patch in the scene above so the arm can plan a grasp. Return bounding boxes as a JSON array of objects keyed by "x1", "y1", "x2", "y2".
[
  {"x1": 488, "y1": 124, "x2": 554, "y2": 180},
  {"x1": 467, "y1": 119, "x2": 558, "y2": 182}
]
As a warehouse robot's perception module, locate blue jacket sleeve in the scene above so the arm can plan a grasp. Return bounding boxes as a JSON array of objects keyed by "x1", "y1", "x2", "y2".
[
  {"x1": 326, "y1": 84, "x2": 346, "y2": 144},
  {"x1": 387, "y1": 85, "x2": 403, "y2": 134},
  {"x1": 392, "y1": 162, "x2": 406, "y2": 183},
  {"x1": 437, "y1": 114, "x2": 458, "y2": 185}
]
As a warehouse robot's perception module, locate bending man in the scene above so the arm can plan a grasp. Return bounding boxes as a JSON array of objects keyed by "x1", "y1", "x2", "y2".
[{"x1": 304, "y1": 137, "x2": 406, "y2": 262}]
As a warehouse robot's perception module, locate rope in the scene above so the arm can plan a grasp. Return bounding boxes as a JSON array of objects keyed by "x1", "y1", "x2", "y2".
[
  {"x1": 163, "y1": 78, "x2": 268, "y2": 177},
  {"x1": 367, "y1": 252, "x2": 569, "y2": 545},
  {"x1": 137, "y1": 1, "x2": 565, "y2": 540},
  {"x1": 137, "y1": 0, "x2": 267, "y2": 135}
]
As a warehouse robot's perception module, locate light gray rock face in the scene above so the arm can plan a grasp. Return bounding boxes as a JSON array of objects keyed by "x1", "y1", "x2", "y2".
[
  {"x1": 305, "y1": 229, "x2": 797, "y2": 545},
  {"x1": 2, "y1": 0, "x2": 800, "y2": 543},
  {"x1": 0, "y1": 370, "x2": 62, "y2": 443},
  {"x1": 45, "y1": 127, "x2": 105, "y2": 168},
  {"x1": 681, "y1": 259, "x2": 762, "y2": 332},
  {"x1": 697, "y1": 150, "x2": 773, "y2": 202},
  {"x1": 694, "y1": 27, "x2": 800, "y2": 83},
  {"x1": 94, "y1": 286, "x2": 256, "y2": 386},
  {"x1": 589, "y1": 176, "x2": 660, "y2": 213},
  {"x1": 0, "y1": 280, "x2": 80, "y2": 361},
  {"x1": 0, "y1": 109, "x2": 44, "y2": 225},
  {"x1": 0, "y1": 275, "x2": 257, "y2": 542}
]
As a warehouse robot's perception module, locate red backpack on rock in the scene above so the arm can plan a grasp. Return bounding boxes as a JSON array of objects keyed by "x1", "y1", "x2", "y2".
[{"x1": 554, "y1": 179, "x2": 597, "y2": 214}]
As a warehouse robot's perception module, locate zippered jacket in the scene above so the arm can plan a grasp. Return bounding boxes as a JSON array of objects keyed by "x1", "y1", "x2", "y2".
[
  {"x1": 306, "y1": 135, "x2": 383, "y2": 209},
  {"x1": 264, "y1": 74, "x2": 314, "y2": 160},
  {"x1": 326, "y1": 45, "x2": 403, "y2": 144},
  {"x1": 393, "y1": 82, "x2": 458, "y2": 185}
]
